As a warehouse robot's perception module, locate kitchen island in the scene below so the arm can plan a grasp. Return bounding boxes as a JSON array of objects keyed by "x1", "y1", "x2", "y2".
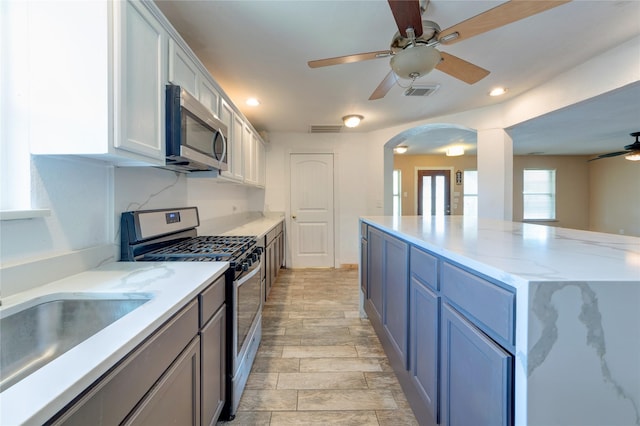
[{"x1": 360, "y1": 215, "x2": 640, "y2": 426}]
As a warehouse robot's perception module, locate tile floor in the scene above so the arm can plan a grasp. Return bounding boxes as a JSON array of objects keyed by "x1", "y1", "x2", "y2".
[{"x1": 220, "y1": 268, "x2": 418, "y2": 425}]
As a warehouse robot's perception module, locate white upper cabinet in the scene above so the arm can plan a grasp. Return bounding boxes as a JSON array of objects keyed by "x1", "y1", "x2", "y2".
[
  {"x1": 28, "y1": 0, "x2": 167, "y2": 165},
  {"x1": 168, "y1": 38, "x2": 198, "y2": 98},
  {"x1": 198, "y1": 79, "x2": 220, "y2": 118},
  {"x1": 243, "y1": 127, "x2": 265, "y2": 188},
  {"x1": 114, "y1": 0, "x2": 166, "y2": 160}
]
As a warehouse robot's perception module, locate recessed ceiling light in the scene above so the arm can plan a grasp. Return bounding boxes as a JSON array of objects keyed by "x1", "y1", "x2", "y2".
[
  {"x1": 489, "y1": 87, "x2": 507, "y2": 97},
  {"x1": 246, "y1": 98, "x2": 260, "y2": 106},
  {"x1": 445, "y1": 146, "x2": 465, "y2": 156},
  {"x1": 394, "y1": 146, "x2": 408, "y2": 154}
]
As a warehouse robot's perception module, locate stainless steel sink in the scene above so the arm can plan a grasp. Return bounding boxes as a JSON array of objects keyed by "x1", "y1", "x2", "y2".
[{"x1": 0, "y1": 294, "x2": 151, "y2": 392}]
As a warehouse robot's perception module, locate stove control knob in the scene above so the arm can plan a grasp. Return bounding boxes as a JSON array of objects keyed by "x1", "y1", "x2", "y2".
[
  {"x1": 242, "y1": 262, "x2": 249, "y2": 272},
  {"x1": 235, "y1": 263, "x2": 243, "y2": 272},
  {"x1": 251, "y1": 253, "x2": 258, "y2": 262},
  {"x1": 254, "y1": 247, "x2": 263, "y2": 256}
]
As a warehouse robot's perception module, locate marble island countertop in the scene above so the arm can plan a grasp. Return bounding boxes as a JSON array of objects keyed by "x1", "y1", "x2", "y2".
[
  {"x1": 362, "y1": 215, "x2": 640, "y2": 287},
  {"x1": 0, "y1": 261, "x2": 228, "y2": 426},
  {"x1": 362, "y1": 216, "x2": 640, "y2": 426}
]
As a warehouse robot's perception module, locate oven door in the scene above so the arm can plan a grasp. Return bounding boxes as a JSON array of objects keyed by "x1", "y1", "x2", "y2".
[{"x1": 233, "y1": 261, "x2": 262, "y2": 365}]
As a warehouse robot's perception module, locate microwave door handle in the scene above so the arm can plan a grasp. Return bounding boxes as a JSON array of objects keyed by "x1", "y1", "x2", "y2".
[{"x1": 219, "y1": 129, "x2": 227, "y2": 164}]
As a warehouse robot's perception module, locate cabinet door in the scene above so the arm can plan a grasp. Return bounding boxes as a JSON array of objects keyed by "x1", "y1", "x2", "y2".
[
  {"x1": 124, "y1": 337, "x2": 201, "y2": 426},
  {"x1": 114, "y1": 0, "x2": 166, "y2": 161},
  {"x1": 201, "y1": 305, "x2": 226, "y2": 426},
  {"x1": 265, "y1": 242, "x2": 274, "y2": 299},
  {"x1": 256, "y1": 137, "x2": 266, "y2": 187},
  {"x1": 168, "y1": 38, "x2": 198, "y2": 97},
  {"x1": 441, "y1": 304, "x2": 513, "y2": 426},
  {"x1": 243, "y1": 125, "x2": 256, "y2": 184},
  {"x1": 410, "y1": 277, "x2": 440, "y2": 423},
  {"x1": 367, "y1": 227, "x2": 384, "y2": 321},
  {"x1": 198, "y1": 78, "x2": 219, "y2": 117},
  {"x1": 382, "y1": 233, "x2": 409, "y2": 368}
]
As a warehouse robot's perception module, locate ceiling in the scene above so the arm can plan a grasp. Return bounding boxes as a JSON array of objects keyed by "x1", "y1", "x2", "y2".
[{"x1": 155, "y1": 0, "x2": 640, "y2": 156}]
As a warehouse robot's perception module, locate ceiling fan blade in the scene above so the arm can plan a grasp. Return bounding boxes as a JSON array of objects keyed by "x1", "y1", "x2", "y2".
[
  {"x1": 438, "y1": 0, "x2": 571, "y2": 45},
  {"x1": 588, "y1": 151, "x2": 630, "y2": 161},
  {"x1": 436, "y1": 52, "x2": 490, "y2": 84},
  {"x1": 388, "y1": 0, "x2": 423, "y2": 38},
  {"x1": 369, "y1": 71, "x2": 397, "y2": 100},
  {"x1": 308, "y1": 50, "x2": 393, "y2": 68}
]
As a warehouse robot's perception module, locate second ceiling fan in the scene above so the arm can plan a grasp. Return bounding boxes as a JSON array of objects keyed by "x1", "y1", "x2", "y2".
[{"x1": 308, "y1": 0, "x2": 570, "y2": 100}]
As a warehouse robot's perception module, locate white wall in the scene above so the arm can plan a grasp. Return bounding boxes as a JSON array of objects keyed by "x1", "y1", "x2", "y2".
[{"x1": 264, "y1": 132, "x2": 378, "y2": 266}]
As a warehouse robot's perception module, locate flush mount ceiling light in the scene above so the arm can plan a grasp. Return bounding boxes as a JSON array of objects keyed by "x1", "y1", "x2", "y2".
[
  {"x1": 342, "y1": 115, "x2": 364, "y2": 128},
  {"x1": 246, "y1": 98, "x2": 260, "y2": 106},
  {"x1": 445, "y1": 146, "x2": 465, "y2": 156},
  {"x1": 394, "y1": 146, "x2": 408, "y2": 154},
  {"x1": 489, "y1": 87, "x2": 508, "y2": 97},
  {"x1": 390, "y1": 45, "x2": 441, "y2": 80}
]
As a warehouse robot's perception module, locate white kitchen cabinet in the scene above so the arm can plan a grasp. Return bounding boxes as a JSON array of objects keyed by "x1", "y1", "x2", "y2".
[
  {"x1": 219, "y1": 99, "x2": 244, "y2": 182},
  {"x1": 28, "y1": 0, "x2": 167, "y2": 166},
  {"x1": 168, "y1": 38, "x2": 199, "y2": 98},
  {"x1": 243, "y1": 127, "x2": 265, "y2": 187},
  {"x1": 199, "y1": 78, "x2": 220, "y2": 118}
]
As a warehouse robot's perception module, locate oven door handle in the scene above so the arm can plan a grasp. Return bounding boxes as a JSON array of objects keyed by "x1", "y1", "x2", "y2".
[{"x1": 235, "y1": 261, "x2": 261, "y2": 287}]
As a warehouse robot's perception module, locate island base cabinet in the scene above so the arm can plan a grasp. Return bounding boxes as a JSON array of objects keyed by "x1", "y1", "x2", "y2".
[
  {"x1": 123, "y1": 337, "x2": 201, "y2": 426},
  {"x1": 410, "y1": 277, "x2": 440, "y2": 424},
  {"x1": 441, "y1": 303, "x2": 513, "y2": 426}
]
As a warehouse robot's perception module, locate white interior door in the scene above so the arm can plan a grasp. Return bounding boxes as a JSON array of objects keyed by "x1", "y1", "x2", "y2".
[{"x1": 290, "y1": 153, "x2": 334, "y2": 268}]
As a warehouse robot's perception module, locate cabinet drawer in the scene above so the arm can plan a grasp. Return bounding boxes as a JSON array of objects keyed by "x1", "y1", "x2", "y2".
[
  {"x1": 410, "y1": 246, "x2": 438, "y2": 291},
  {"x1": 441, "y1": 263, "x2": 515, "y2": 346},
  {"x1": 199, "y1": 275, "x2": 226, "y2": 327}
]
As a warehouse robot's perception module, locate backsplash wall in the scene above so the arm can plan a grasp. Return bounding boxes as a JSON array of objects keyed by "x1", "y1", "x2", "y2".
[{"x1": 1, "y1": 156, "x2": 264, "y2": 294}]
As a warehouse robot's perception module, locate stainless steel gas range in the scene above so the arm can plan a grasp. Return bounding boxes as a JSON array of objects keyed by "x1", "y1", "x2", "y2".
[{"x1": 120, "y1": 206, "x2": 262, "y2": 420}]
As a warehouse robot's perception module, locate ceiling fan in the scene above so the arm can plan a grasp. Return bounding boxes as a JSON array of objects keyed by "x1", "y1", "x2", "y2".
[
  {"x1": 308, "y1": 0, "x2": 570, "y2": 100},
  {"x1": 589, "y1": 132, "x2": 640, "y2": 162}
]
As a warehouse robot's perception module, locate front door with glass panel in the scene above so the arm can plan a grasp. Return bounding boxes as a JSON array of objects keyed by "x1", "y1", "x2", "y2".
[{"x1": 418, "y1": 170, "x2": 451, "y2": 216}]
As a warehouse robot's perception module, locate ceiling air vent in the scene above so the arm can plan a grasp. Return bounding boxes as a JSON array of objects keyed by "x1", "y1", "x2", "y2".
[
  {"x1": 404, "y1": 84, "x2": 440, "y2": 97},
  {"x1": 309, "y1": 125, "x2": 343, "y2": 134}
]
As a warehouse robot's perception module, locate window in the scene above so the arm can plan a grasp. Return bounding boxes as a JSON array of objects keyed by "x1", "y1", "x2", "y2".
[
  {"x1": 392, "y1": 169, "x2": 401, "y2": 216},
  {"x1": 463, "y1": 170, "x2": 478, "y2": 217},
  {"x1": 523, "y1": 169, "x2": 556, "y2": 220}
]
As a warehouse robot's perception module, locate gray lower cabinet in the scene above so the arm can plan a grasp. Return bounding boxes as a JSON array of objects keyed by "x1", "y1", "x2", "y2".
[
  {"x1": 441, "y1": 303, "x2": 513, "y2": 426},
  {"x1": 366, "y1": 226, "x2": 384, "y2": 320},
  {"x1": 360, "y1": 221, "x2": 515, "y2": 426},
  {"x1": 50, "y1": 275, "x2": 228, "y2": 426},
  {"x1": 124, "y1": 337, "x2": 201, "y2": 425},
  {"x1": 382, "y1": 233, "x2": 409, "y2": 368},
  {"x1": 410, "y1": 276, "x2": 440, "y2": 423},
  {"x1": 199, "y1": 277, "x2": 226, "y2": 426},
  {"x1": 51, "y1": 300, "x2": 199, "y2": 426},
  {"x1": 265, "y1": 221, "x2": 284, "y2": 300}
]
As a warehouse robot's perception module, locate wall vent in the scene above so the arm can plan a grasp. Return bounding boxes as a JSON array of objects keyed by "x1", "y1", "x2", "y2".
[
  {"x1": 309, "y1": 125, "x2": 343, "y2": 134},
  {"x1": 404, "y1": 84, "x2": 440, "y2": 97}
]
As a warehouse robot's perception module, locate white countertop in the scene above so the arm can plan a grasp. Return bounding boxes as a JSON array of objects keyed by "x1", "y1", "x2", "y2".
[
  {"x1": 200, "y1": 214, "x2": 285, "y2": 240},
  {"x1": 362, "y1": 215, "x2": 640, "y2": 288},
  {"x1": 0, "y1": 261, "x2": 228, "y2": 426}
]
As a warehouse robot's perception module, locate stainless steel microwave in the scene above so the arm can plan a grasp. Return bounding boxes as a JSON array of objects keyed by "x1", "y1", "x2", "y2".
[{"x1": 165, "y1": 84, "x2": 228, "y2": 173}]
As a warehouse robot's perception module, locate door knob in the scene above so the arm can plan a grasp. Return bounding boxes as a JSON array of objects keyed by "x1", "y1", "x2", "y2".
[{"x1": 292, "y1": 215, "x2": 297, "y2": 219}]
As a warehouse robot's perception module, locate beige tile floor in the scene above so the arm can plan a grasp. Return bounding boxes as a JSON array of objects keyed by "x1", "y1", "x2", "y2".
[{"x1": 220, "y1": 268, "x2": 418, "y2": 425}]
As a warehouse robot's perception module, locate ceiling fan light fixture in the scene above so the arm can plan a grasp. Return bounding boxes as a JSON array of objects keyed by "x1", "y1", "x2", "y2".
[
  {"x1": 390, "y1": 45, "x2": 441, "y2": 80},
  {"x1": 343, "y1": 115, "x2": 364, "y2": 128},
  {"x1": 625, "y1": 151, "x2": 640, "y2": 161}
]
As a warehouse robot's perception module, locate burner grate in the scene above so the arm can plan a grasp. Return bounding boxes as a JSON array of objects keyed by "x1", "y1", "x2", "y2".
[{"x1": 140, "y1": 235, "x2": 256, "y2": 262}]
